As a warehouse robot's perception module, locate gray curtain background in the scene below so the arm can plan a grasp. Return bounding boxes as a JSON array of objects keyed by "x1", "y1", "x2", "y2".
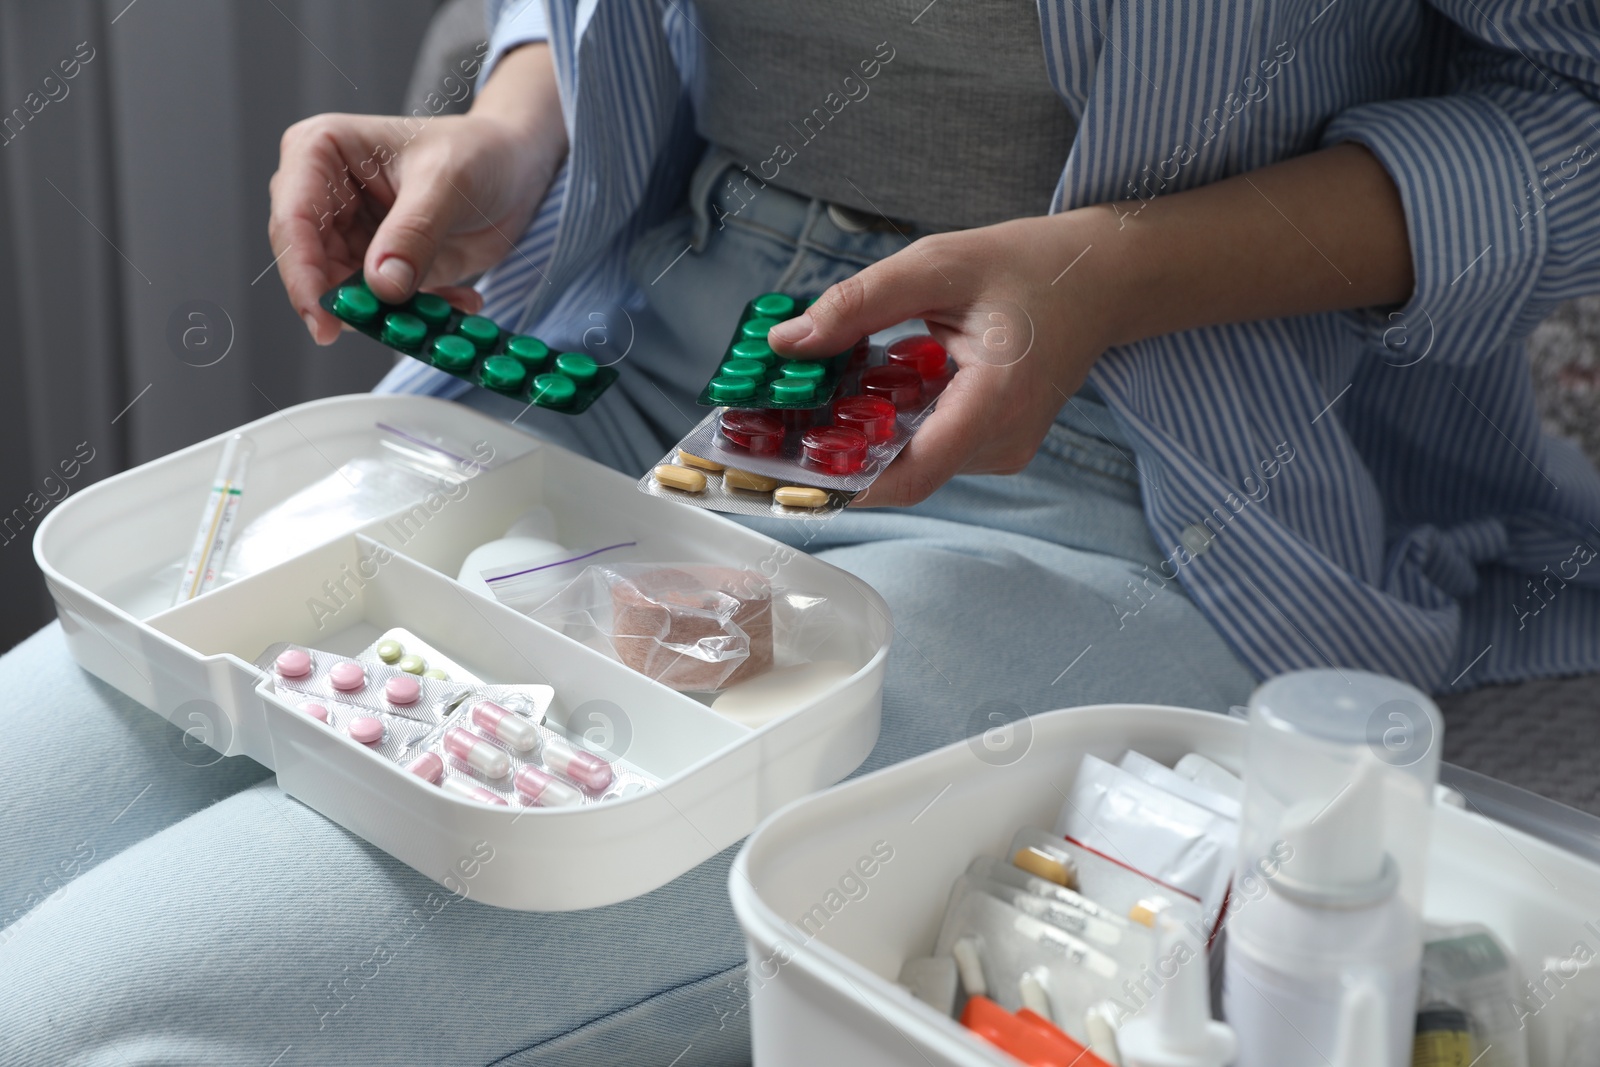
[{"x1": 0, "y1": 0, "x2": 484, "y2": 652}]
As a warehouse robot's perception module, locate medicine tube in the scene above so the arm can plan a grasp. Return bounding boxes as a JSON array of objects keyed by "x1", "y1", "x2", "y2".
[
  {"x1": 443, "y1": 727, "x2": 512, "y2": 779},
  {"x1": 174, "y1": 434, "x2": 255, "y2": 604},
  {"x1": 1224, "y1": 670, "x2": 1442, "y2": 1067}
]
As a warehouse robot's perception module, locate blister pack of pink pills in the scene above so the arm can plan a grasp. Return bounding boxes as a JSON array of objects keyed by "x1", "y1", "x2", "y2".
[
  {"x1": 262, "y1": 644, "x2": 470, "y2": 724},
  {"x1": 638, "y1": 333, "x2": 954, "y2": 517},
  {"x1": 256, "y1": 643, "x2": 652, "y2": 809},
  {"x1": 422, "y1": 701, "x2": 655, "y2": 810}
]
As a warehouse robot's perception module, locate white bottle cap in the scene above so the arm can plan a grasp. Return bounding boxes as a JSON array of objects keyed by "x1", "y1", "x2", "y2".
[{"x1": 1117, "y1": 917, "x2": 1237, "y2": 1067}]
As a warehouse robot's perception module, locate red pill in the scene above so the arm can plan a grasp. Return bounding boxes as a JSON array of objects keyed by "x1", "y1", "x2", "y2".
[
  {"x1": 861, "y1": 365, "x2": 922, "y2": 408},
  {"x1": 847, "y1": 337, "x2": 872, "y2": 368},
  {"x1": 801, "y1": 426, "x2": 869, "y2": 475},
  {"x1": 886, "y1": 335, "x2": 949, "y2": 378},
  {"x1": 780, "y1": 406, "x2": 820, "y2": 432},
  {"x1": 719, "y1": 409, "x2": 786, "y2": 453},
  {"x1": 832, "y1": 395, "x2": 898, "y2": 443}
]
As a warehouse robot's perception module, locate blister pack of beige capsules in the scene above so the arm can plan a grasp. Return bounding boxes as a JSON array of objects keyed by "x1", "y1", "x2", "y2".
[{"x1": 638, "y1": 333, "x2": 954, "y2": 518}]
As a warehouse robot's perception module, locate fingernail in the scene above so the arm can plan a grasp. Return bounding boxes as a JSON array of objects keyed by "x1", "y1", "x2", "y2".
[
  {"x1": 302, "y1": 312, "x2": 321, "y2": 342},
  {"x1": 769, "y1": 313, "x2": 813, "y2": 344},
  {"x1": 375, "y1": 256, "x2": 415, "y2": 294}
]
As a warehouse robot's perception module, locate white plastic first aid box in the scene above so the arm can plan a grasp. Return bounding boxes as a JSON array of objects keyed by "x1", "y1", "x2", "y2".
[
  {"x1": 34, "y1": 394, "x2": 890, "y2": 911},
  {"x1": 731, "y1": 705, "x2": 1600, "y2": 1067}
]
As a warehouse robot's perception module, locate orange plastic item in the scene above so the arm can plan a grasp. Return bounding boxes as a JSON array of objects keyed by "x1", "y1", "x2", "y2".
[{"x1": 960, "y1": 995, "x2": 1113, "y2": 1067}]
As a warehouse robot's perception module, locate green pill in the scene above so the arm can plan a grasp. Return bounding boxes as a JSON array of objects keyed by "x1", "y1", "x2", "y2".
[
  {"x1": 555, "y1": 351, "x2": 598, "y2": 383},
  {"x1": 430, "y1": 334, "x2": 477, "y2": 373},
  {"x1": 481, "y1": 354, "x2": 527, "y2": 393},
  {"x1": 740, "y1": 317, "x2": 781, "y2": 342},
  {"x1": 719, "y1": 358, "x2": 767, "y2": 379},
  {"x1": 531, "y1": 373, "x2": 577, "y2": 407},
  {"x1": 411, "y1": 293, "x2": 452, "y2": 327},
  {"x1": 423, "y1": 668, "x2": 449, "y2": 681},
  {"x1": 770, "y1": 378, "x2": 815, "y2": 403},
  {"x1": 456, "y1": 315, "x2": 500, "y2": 350},
  {"x1": 381, "y1": 312, "x2": 427, "y2": 349},
  {"x1": 506, "y1": 335, "x2": 551, "y2": 368},
  {"x1": 707, "y1": 376, "x2": 757, "y2": 402},
  {"x1": 750, "y1": 292, "x2": 796, "y2": 319},
  {"x1": 375, "y1": 639, "x2": 403, "y2": 664},
  {"x1": 397, "y1": 654, "x2": 426, "y2": 675},
  {"x1": 332, "y1": 284, "x2": 380, "y2": 324},
  {"x1": 730, "y1": 338, "x2": 776, "y2": 364},
  {"x1": 780, "y1": 360, "x2": 826, "y2": 381}
]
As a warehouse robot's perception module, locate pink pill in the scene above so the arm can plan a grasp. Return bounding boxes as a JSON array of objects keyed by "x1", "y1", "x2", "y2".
[
  {"x1": 441, "y1": 777, "x2": 509, "y2": 806},
  {"x1": 328, "y1": 661, "x2": 365, "y2": 691},
  {"x1": 514, "y1": 765, "x2": 584, "y2": 808},
  {"x1": 275, "y1": 648, "x2": 312, "y2": 678},
  {"x1": 406, "y1": 752, "x2": 444, "y2": 784},
  {"x1": 385, "y1": 675, "x2": 421, "y2": 705},
  {"x1": 348, "y1": 715, "x2": 384, "y2": 745},
  {"x1": 300, "y1": 701, "x2": 330, "y2": 723},
  {"x1": 541, "y1": 736, "x2": 614, "y2": 793}
]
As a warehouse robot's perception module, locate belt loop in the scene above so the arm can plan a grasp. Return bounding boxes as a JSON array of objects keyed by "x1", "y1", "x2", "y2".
[{"x1": 690, "y1": 147, "x2": 737, "y2": 252}]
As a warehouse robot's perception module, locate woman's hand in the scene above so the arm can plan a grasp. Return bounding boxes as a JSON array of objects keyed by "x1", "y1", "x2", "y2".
[
  {"x1": 268, "y1": 44, "x2": 566, "y2": 344},
  {"x1": 768, "y1": 211, "x2": 1121, "y2": 507},
  {"x1": 768, "y1": 143, "x2": 1413, "y2": 507}
]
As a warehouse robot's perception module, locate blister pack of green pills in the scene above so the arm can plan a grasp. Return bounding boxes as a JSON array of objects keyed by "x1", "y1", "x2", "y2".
[
  {"x1": 695, "y1": 293, "x2": 856, "y2": 410},
  {"x1": 320, "y1": 273, "x2": 619, "y2": 414}
]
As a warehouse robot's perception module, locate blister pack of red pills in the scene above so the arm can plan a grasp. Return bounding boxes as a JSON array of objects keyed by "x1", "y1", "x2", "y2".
[
  {"x1": 639, "y1": 332, "x2": 952, "y2": 517},
  {"x1": 257, "y1": 642, "x2": 654, "y2": 809}
]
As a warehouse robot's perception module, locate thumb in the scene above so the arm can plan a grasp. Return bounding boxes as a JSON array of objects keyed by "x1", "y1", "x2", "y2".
[
  {"x1": 768, "y1": 242, "x2": 961, "y2": 357},
  {"x1": 363, "y1": 165, "x2": 464, "y2": 303}
]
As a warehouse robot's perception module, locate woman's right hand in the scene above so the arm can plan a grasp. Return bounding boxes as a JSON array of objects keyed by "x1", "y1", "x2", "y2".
[{"x1": 268, "y1": 44, "x2": 567, "y2": 344}]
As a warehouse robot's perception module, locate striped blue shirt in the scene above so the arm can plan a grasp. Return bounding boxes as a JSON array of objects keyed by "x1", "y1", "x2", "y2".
[{"x1": 377, "y1": 0, "x2": 1600, "y2": 694}]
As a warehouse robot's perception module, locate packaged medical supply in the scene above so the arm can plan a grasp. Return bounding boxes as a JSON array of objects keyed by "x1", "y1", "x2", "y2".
[
  {"x1": 1117, "y1": 750, "x2": 1241, "y2": 821},
  {"x1": 935, "y1": 884, "x2": 1121, "y2": 1042},
  {"x1": 952, "y1": 866, "x2": 1149, "y2": 963},
  {"x1": 641, "y1": 300, "x2": 956, "y2": 518},
  {"x1": 1055, "y1": 755, "x2": 1237, "y2": 920},
  {"x1": 1224, "y1": 670, "x2": 1443, "y2": 1067},
  {"x1": 961, "y1": 994, "x2": 1114, "y2": 1067},
  {"x1": 480, "y1": 539, "x2": 639, "y2": 615},
  {"x1": 1172, "y1": 753, "x2": 1244, "y2": 802},
  {"x1": 1412, "y1": 1004, "x2": 1473, "y2": 1067},
  {"x1": 255, "y1": 641, "x2": 647, "y2": 809},
  {"x1": 1008, "y1": 827, "x2": 1205, "y2": 935},
  {"x1": 219, "y1": 420, "x2": 529, "y2": 586},
  {"x1": 321, "y1": 274, "x2": 618, "y2": 412},
  {"x1": 174, "y1": 433, "x2": 253, "y2": 603},
  {"x1": 455, "y1": 505, "x2": 567, "y2": 600},
  {"x1": 692, "y1": 294, "x2": 855, "y2": 410},
  {"x1": 1418, "y1": 924, "x2": 1529, "y2": 1067},
  {"x1": 529, "y1": 564, "x2": 774, "y2": 692}
]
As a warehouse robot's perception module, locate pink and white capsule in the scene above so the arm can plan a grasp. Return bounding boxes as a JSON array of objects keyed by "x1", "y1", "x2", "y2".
[
  {"x1": 470, "y1": 700, "x2": 538, "y2": 753},
  {"x1": 541, "y1": 736, "x2": 614, "y2": 793},
  {"x1": 514, "y1": 765, "x2": 583, "y2": 808},
  {"x1": 443, "y1": 727, "x2": 511, "y2": 779},
  {"x1": 440, "y1": 776, "x2": 508, "y2": 806},
  {"x1": 406, "y1": 751, "x2": 444, "y2": 784}
]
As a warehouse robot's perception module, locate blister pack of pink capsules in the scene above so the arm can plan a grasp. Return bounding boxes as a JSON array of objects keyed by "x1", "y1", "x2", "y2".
[
  {"x1": 255, "y1": 642, "x2": 653, "y2": 809},
  {"x1": 638, "y1": 333, "x2": 954, "y2": 517}
]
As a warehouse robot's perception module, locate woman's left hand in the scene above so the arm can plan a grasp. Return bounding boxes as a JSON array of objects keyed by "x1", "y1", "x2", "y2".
[{"x1": 767, "y1": 211, "x2": 1120, "y2": 507}]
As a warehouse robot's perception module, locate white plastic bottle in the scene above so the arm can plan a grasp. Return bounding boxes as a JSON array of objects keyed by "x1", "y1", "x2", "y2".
[{"x1": 1223, "y1": 670, "x2": 1443, "y2": 1067}]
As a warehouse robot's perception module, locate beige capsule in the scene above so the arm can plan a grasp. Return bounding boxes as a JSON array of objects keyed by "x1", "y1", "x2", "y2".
[
  {"x1": 676, "y1": 449, "x2": 725, "y2": 472},
  {"x1": 653, "y1": 464, "x2": 707, "y2": 493},
  {"x1": 723, "y1": 467, "x2": 780, "y2": 493},
  {"x1": 774, "y1": 485, "x2": 830, "y2": 509}
]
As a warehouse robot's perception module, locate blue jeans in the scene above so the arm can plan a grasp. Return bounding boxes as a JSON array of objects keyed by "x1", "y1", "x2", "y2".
[{"x1": 0, "y1": 153, "x2": 1254, "y2": 1065}]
